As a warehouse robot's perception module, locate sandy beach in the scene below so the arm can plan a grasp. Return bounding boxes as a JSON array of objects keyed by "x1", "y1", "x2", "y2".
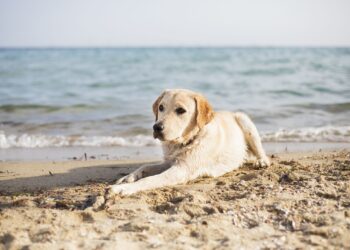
[
  {"x1": 1, "y1": 1, "x2": 350, "y2": 248},
  {"x1": 0, "y1": 148, "x2": 349, "y2": 249}
]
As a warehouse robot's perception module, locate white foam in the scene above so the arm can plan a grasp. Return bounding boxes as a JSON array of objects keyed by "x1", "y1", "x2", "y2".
[
  {"x1": 0, "y1": 131, "x2": 160, "y2": 149},
  {"x1": 0, "y1": 125, "x2": 349, "y2": 149},
  {"x1": 261, "y1": 125, "x2": 350, "y2": 142}
]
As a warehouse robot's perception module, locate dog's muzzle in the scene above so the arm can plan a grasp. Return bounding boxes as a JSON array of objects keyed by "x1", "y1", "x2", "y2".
[{"x1": 153, "y1": 122, "x2": 164, "y2": 139}]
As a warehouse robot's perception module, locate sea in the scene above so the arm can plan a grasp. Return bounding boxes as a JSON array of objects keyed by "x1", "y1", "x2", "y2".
[{"x1": 0, "y1": 47, "x2": 349, "y2": 159}]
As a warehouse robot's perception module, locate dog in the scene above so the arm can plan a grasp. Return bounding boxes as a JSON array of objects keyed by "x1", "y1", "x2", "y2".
[{"x1": 109, "y1": 89, "x2": 270, "y2": 195}]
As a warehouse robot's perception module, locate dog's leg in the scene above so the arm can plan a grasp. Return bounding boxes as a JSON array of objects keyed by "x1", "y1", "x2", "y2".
[
  {"x1": 110, "y1": 164, "x2": 193, "y2": 195},
  {"x1": 235, "y1": 112, "x2": 270, "y2": 167},
  {"x1": 116, "y1": 162, "x2": 171, "y2": 184},
  {"x1": 110, "y1": 162, "x2": 243, "y2": 196}
]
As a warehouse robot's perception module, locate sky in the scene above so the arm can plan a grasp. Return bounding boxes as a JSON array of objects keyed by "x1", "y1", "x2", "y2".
[{"x1": 0, "y1": 0, "x2": 350, "y2": 47}]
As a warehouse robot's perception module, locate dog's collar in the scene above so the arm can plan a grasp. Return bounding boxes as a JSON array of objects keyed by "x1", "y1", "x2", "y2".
[
  {"x1": 181, "y1": 135, "x2": 197, "y2": 147},
  {"x1": 180, "y1": 128, "x2": 203, "y2": 148},
  {"x1": 162, "y1": 128, "x2": 202, "y2": 161}
]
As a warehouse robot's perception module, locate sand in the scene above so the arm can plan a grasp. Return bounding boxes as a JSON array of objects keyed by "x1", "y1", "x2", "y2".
[{"x1": 0, "y1": 150, "x2": 350, "y2": 249}]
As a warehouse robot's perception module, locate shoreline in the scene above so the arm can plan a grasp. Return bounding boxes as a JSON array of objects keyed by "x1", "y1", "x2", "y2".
[{"x1": 0, "y1": 142, "x2": 349, "y2": 162}]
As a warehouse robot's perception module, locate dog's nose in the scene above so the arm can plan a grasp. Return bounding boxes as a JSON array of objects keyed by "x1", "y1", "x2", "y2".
[{"x1": 153, "y1": 122, "x2": 164, "y2": 132}]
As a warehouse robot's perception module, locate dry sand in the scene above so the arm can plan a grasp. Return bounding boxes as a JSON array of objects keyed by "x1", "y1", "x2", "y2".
[{"x1": 0, "y1": 150, "x2": 350, "y2": 249}]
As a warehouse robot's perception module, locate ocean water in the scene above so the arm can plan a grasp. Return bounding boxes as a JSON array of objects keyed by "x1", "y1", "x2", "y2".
[{"x1": 0, "y1": 47, "x2": 350, "y2": 149}]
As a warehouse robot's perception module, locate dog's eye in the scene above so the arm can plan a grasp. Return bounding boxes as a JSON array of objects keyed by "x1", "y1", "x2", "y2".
[
  {"x1": 159, "y1": 105, "x2": 164, "y2": 112},
  {"x1": 175, "y1": 107, "x2": 186, "y2": 115}
]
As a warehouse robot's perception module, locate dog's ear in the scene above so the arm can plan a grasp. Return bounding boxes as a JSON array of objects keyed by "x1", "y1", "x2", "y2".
[
  {"x1": 152, "y1": 91, "x2": 166, "y2": 121},
  {"x1": 194, "y1": 94, "x2": 214, "y2": 129}
]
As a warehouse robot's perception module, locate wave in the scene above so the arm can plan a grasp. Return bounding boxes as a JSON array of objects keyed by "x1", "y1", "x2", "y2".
[
  {"x1": 240, "y1": 67, "x2": 295, "y2": 76},
  {"x1": 269, "y1": 89, "x2": 309, "y2": 97},
  {"x1": 0, "y1": 104, "x2": 96, "y2": 113},
  {"x1": 262, "y1": 126, "x2": 350, "y2": 142},
  {"x1": 0, "y1": 126, "x2": 349, "y2": 149},
  {"x1": 0, "y1": 132, "x2": 160, "y2": 149},
  {"x1": 293, "y1": 102, "x2": 350, "y2": 113}
]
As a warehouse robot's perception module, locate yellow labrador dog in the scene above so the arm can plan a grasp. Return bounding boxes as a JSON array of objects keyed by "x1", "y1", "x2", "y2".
[{"x1": 109, "y1": 89, "x2": 270, "y2": 195}]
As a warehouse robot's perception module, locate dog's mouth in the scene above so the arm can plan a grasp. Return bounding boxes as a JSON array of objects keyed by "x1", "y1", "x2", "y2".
[
  {"x1": 153, "y1": 132, "x2": 184, "y2": 144},
  {"x1": 153, "y1": 131, "x2": 164, "y2": 140}
]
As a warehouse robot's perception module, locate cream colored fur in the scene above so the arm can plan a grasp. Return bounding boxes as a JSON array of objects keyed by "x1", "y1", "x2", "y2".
[{"x1": 109, "y1": 89, "x2": 270, "y2": 195}]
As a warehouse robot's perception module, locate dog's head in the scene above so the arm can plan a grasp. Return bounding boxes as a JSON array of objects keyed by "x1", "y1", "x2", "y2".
[{"x1": 152, "y1": 89, "x2": 214, "y2": 142}]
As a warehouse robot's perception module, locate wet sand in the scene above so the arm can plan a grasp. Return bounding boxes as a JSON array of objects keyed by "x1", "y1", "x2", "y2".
[{"x1": 0, "y1": 150, "x2": 350, "y2": 249}]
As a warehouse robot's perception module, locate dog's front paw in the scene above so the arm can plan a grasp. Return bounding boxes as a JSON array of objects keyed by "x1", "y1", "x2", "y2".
[
  {"x1": 109, "y1": 183, "x2": 139, "y2": 196},
  {"x1": 254, "y1": 157, "x2": 270, "y2": 167},
  {"x1": 116, "y1": 171, "x2": 143, "y2": 184}
]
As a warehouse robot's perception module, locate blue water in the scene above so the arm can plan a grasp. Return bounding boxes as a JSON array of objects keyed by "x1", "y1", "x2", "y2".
[{"x1": 0, "y1": 47, "x2": 350, "y2": 148}]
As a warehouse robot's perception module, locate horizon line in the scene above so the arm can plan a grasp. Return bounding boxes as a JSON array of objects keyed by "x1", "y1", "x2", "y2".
[{"x1": 1, "y1": 44, "x2": 350, "y2": 49}]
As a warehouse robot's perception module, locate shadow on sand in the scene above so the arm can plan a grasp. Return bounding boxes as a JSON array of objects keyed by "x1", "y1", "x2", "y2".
[{"x1": 0, "y1": 161, "x2": 159, "y2": 195}]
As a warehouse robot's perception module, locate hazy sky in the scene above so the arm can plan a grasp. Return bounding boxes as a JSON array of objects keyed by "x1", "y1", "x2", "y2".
[{"x1": 0, "y1": 0, "x2": 349, "y2": 47}]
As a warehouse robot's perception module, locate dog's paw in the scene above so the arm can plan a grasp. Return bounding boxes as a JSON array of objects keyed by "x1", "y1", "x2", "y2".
[
  {"x1": 116, "y1": 171, "x2": 143, "y2": 184},
  {"x1": 104, "y1": 187, "x2": 122, "y2": 209},
  {"x1": 109, "y1": 183, "x2": 139, "y2": 196},
  {"x1": 254, "y1": 157, "x2": 270, "y2": 167}
]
